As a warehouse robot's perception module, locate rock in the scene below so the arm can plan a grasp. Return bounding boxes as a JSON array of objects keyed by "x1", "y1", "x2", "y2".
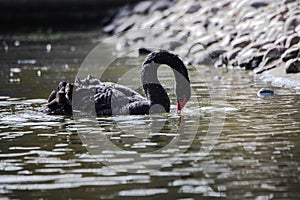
[
  {"x1": 231, "y1": 36, "x2": 251, "y2": 48},
  {"x1": 296, "y1": 24, "x2": 300, "y2": 34},
  {"x1": 126, "y1": 29, "x2": 146, "y2": 42},
  {"x1": 275, "y1": 35, "x2": 288, "y2": 46},
  {"x1": 257, "y1": 88, "x2": 274, "y2": 97},
  {"x1": 254, "y1": 63, "x2": 277, "y2": 74},
  {"x1": 193, "y1": 51, "x2": 213, "y2": 65},
  {"x1": 103, "y1": 24, "x2": 115, "y2": 34},
  {"x1": 133, "y1": 1, "x2": 152, "y2": 14},
  {"x1": 285, "y1": 16, "x2": 300, "y2": 31},
  {"x1": 226, "y1": 48, "x2": 241, "y2": 60},
  {"x1": 286, "y1": 58, "x2": 300, "y2": 73},
  {"x1": 138, "y1": 48, "x2": 152, "y2": 55},
  {"x1": 239, "y1": 54, "x2": 264, "y2": 70},
  {"x1": 186, "y1": 3, "x2": 201, "y2": 13},
  {"x1": 187, "y1": 42, "x2": 205, "y2": 55},
  {"x1": 193, "y1": 48, "x2": 225, "y2": 65},
  {"x1": 208, "y1": 48, "x2": 226, "y2": 59},
  {"x1": 197, "y1": 35, "x2": 219, "y2": 47},
  {"x1": 114, "y1": 18, "x2": 135, "y2": 33},
  {"x1": 250, "y1": 1, "x2": 269, "y2": 8},
  {"x1": 281, "y1": 47, "x2": 299, "y2": 62},
  {"x1": 285, "y1": 34, "x2": 300, "y2": 48},
  {"x1": 149, "y1": 0, "x2": 172, "y2": 13},
  {"x1": 283, "y1": 0, "x2": 296, "y2": 4},
  {"x1": 263, "y1": 46, "x2": 287, "y2": 63},
  {"x1": 250, "y1": 40, "x2": 273, "y2": 49}
]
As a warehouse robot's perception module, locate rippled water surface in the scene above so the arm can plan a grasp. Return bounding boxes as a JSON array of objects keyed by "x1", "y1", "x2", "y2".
[{"x1": 0, "y1": 31, "x2": 300, "y2": 200}]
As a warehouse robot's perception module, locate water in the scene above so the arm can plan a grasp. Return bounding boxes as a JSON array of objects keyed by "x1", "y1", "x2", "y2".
[{"x1": 0, "y1": 30, "x2": 300, "y2": 200}]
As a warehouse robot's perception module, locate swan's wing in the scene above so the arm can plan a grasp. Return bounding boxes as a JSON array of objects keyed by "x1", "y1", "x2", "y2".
[
  {"x1": 128, "y1": 101, "x2": 150, "y2": 115},
  {"x1": 94, "y1": 88, "x2": 135, "y2": 115}
]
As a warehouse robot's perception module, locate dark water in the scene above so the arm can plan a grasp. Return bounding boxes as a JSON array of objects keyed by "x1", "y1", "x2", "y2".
[{"x1": 0, "y1": 30, "x2": 300, "y2": 200}]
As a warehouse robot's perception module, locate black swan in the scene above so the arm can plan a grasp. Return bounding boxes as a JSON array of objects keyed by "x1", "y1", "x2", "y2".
[{"x1": 43, "y1": 51, "x2": 191, "y2": 115}]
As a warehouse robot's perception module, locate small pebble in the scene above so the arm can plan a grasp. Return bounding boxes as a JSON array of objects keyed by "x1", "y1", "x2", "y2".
[{"x1": 257, "y1": 88, "x2": 275, "y2": 97}]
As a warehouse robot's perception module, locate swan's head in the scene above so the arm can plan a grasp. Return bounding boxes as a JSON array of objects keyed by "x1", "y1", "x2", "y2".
[{"x1": 176, "y1": 76, "x2": 191, "y2": 111}]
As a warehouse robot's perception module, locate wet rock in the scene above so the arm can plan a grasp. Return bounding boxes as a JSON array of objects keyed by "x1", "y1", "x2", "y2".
[
  {"x1": 239, "y1": 54, "x2": 264, "y2": 70},
  {"x1": 281, "y1": 47, "x2": 299, "y2": 62},
  {"x1": 257, "y1": 88, "x2": 274, "y2": 97},
  {"x1": 286, "y1": 58, "x2": 300, "y2": 73},
  {"x1": 133, "y1": 1, "x2": 152, "y2": 14},
  {"x1": 285, "y1": 34, "x2": 300, "y2": 48}
]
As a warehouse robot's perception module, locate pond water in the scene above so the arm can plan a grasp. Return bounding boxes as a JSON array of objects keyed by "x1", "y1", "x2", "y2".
[{"x1": 0, "y1": 30, "x2": 300, "y2": 200}]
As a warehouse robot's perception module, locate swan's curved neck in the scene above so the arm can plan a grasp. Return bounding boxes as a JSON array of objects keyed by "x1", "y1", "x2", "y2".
[
  {"x1": 141, "y1": 51, "x2": 191, "y2": 112},
  {"x1": 141, "y1": 62, "x2": 170, "y2": 112}
]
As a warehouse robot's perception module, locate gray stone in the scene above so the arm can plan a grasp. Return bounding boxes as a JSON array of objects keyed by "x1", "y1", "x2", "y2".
[
  {"x1": 103, "y1": 24, "x2": 115, "y2": 34},
  {"x1": 186, "y1": 3, "x2": 201, "y2": 13},
  {"x1": 208, "y1": 49, "x2": 226, "y2": 59},
  {"x1": 275, "y1": 35, "x2": 288, "y2": 46},
  {"x1": 283, "y1": 0, "x2": 296, "y2": 4},
  {"x1": 197, "y1": 35, "x2": 218, "y2": 47},
  {"x1": 193, "y1": 48, "x2": 226, "y2": 65},
  {"x1": 187, "y1": 42, "x2": 205, "y2": 55},
  {"x1": 263, "y1": 46, "x2": 287, "y2": 63},
  {"x1": 149, "y1": 0, "x2": 172, "y2": 13},
  {"x1": 257, "y1": 88, "x2": 274, "y2": 97},
  {"x1": 239, "y1": 54, "x2": 264, "y2": 70},
  {"x1": 226, "y1": 48, "x2": 241, "y2": 60},
  {"x1": 193, "y1": 51, "x2": 214, "y2": 66},
  {"x1": 285, "y1": 16, "x2": 300, "y2": 31},
  {"x1": 114, "y1": 20, "x2": 135, "y2": 33},
  {"x1": 286, "y1": 58, "x2": 300, "y2": 73},
  {"x1": 133, "y1": 1, "x2": 152, "y2": 14},
  {"x1": 231, "y1": 36, "x2": 251, "y2": 48},
  {"x1": 281, "y1": 47, "x2": 299, "y2": 62},
  {"x1": 250, "y1": 1, "x2": 269, "y2": 8},
  {"x1": 285, "y1": 34, "x2": 300, "y2": 48}
]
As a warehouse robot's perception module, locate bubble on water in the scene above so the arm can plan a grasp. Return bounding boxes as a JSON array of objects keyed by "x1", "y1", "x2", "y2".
[
  {"x1": 46, "y1": 44, "x2": 52, "y2": 53},
  {"x1": 37, "y1": 70, "x2": 42, "y2": 77},
  {"x1": 14, "y1": 40, "x2": 20, "y2": 47}
]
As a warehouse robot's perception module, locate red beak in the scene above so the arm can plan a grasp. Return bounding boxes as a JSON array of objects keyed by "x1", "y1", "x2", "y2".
[{"x1": 177, "y1": 97, "x2": 187, "y2": 111}]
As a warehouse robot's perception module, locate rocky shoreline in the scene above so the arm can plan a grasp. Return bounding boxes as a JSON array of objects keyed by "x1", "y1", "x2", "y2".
[{"x1": 103, "y1": 0, "x2": 300, "y2": 89}]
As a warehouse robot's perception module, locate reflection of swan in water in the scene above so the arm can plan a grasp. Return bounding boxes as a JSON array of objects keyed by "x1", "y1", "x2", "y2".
[
  {"x1": 77, "y1": 114, "x2": 187, "y2": 162},
  {"x1": 43, "y1": 50, "x2": 191, "y2": 116}
]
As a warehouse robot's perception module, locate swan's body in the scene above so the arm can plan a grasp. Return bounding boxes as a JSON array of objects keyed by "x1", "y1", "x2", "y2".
[{"x1": 44, "y1": 51, "x2": 191, "y2": 115}]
